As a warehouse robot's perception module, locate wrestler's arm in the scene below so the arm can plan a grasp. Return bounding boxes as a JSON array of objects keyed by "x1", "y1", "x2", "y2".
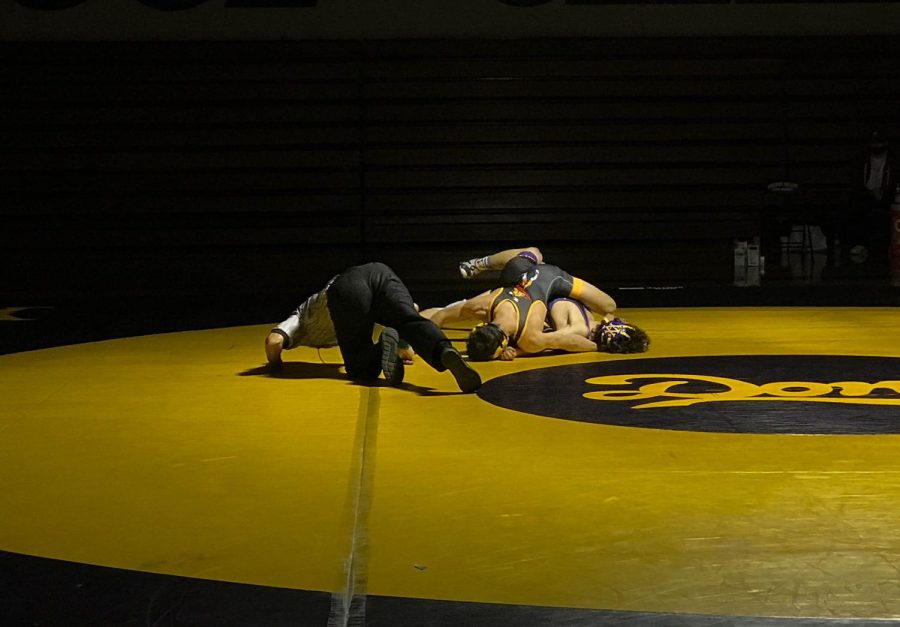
[
  {"x1": 398, "y1": 346, "x2": 415, "y2": 364},
  {"x1": 534, "y1": 330, "x2": 598, "y2": 353},
  {"x1": 518, "y1": 324, "x2": 597, "y2": 354},
  {"x1": 420, "y1": 291, "x2": 494, "y2": 328},
  {"x1": 265, "y1": 332, "x2": 285, "y2": 369}
]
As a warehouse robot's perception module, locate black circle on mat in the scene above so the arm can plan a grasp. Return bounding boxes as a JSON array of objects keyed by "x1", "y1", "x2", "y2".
[{"x1": 476, "y1": 355, "x2": 900, "y2": 434}]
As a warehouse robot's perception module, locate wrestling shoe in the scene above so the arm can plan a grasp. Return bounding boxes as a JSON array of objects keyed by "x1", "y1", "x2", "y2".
[
  {"x1": 440, "y1": 348, "x2": 482, "y2": 393},
  {"x1": 380, "y1": 328, "x2": 405, "y2": 386},
  {"x1": 458, "y1": 256, "x2": 489, "y2": 279}
]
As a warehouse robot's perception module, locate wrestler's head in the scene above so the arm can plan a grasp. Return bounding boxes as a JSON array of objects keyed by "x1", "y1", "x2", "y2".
[
  {"x1": 592, "y1": 318, "x2": 650, "y2": 354},
  {"x1": 466, "y1": 323, "x2": 509, "y2": 361}
]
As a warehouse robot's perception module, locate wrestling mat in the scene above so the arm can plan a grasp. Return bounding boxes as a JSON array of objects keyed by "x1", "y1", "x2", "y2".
[{"x1": 2, "y1": 307, "x2": 900, "y2": 626}]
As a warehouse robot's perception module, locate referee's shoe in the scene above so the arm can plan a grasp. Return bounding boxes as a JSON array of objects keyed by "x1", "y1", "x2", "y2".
[{"x1": 379, "y1": 328, "x2": 404, "y2": 386}]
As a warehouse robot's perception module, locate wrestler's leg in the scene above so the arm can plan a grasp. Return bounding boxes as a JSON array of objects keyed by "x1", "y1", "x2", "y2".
[
  {"x1": 548, "y1": 299, "x2": 590, "y2": 337},
  {"x1": 459, "y1": 247, "x2": 543, "y2": 279},
  {"x1": 498, "y1": 253, "x2": 540, "y2": 286},
  {"x1": 569, "y1": 278, "x2": 617, "y2": 317}
]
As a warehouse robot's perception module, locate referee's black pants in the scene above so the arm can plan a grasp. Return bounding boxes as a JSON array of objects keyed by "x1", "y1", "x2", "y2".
[{"x1": 326, "y1": 262, "x2": 452, "y2": 380}]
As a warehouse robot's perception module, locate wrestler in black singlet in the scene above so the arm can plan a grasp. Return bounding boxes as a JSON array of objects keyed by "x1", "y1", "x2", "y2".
[{"x1": 488, "y1": 262, "x2": 585, "y2": 346}]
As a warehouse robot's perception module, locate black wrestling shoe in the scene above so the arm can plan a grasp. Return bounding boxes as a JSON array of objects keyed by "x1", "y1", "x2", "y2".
[
  {"x1": 441, "y1": 348, "x2": 482, "y2": 393},
  {"x1": 380, "y1": 328, "x2": 404, "y2": 386}
]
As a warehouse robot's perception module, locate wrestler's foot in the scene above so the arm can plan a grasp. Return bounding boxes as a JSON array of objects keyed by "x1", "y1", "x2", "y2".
[
  {"x1": 441, "y1": 348, "x2": 482, "y2": 393},
  {"x1": 380, "y1": 328, "x2": 405, "y2": 386},
  {"x1": 459, "y1": 256, "x2": 490, "y2": 279}
]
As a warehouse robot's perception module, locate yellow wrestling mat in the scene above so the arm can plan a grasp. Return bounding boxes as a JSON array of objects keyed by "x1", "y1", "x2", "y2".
[{"x1": 2, "y1": 307, "x2": 900, "y2": 619}]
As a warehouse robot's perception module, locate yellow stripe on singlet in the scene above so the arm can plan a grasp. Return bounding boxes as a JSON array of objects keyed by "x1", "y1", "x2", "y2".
[
  {"x1": 569, "y1": 277, "x2": 585, "y2": 300},
  {"x1": 489, "y1": 289, "x2": 523, "y2": 343}
]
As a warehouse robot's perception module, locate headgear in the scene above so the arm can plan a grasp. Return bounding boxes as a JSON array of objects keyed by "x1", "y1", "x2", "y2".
[
  {"x1": 592, "y1": 318, "x2": 650, "y2": 354},
  {"x1": 466, "y1": 323, "x2": 509, "y2": 361}
]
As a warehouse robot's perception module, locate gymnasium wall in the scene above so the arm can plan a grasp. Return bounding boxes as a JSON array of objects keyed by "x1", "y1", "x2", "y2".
[
  {"x1": 4, "y1": 0, "x2": 900, "y2": 40},
  {"x1": 2, "y1": 33, "x2": 899, "y2": 301}
]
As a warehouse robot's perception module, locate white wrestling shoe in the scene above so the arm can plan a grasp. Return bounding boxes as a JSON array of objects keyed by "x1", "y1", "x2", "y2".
[{"x1": 459, "y1": 257, "x2": 490, "y2": 279}]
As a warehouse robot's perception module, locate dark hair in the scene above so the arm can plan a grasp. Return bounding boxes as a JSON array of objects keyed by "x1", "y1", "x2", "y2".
[
  {"x1": 592, "y1": 319, "x2": 650, "y2": 354},
  {"x1": 466, "y1": 323, "x2": 508, "y2": 361}
]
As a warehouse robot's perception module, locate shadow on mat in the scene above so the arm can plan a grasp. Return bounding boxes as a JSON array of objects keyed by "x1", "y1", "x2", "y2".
[
  {"x1": 238, "y1": 362, "x2": 458, "y2": 396},
  {"x1": 239, "y1": 362, "x2": 344, "y2": 380}
]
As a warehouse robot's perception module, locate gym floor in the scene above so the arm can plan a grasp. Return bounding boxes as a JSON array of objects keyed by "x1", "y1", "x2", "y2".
[{"x1": 2, "y1": 262, "x2": 900, "y2": 626}]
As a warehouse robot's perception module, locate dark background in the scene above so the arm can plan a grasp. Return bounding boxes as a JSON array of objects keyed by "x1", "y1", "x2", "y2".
[
  {"x1": 3, "y1": 36, "x2": 899, "y2": 319},
  {"x1": 3, "y1": 11, "x2": 900, "y2": 626}
]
